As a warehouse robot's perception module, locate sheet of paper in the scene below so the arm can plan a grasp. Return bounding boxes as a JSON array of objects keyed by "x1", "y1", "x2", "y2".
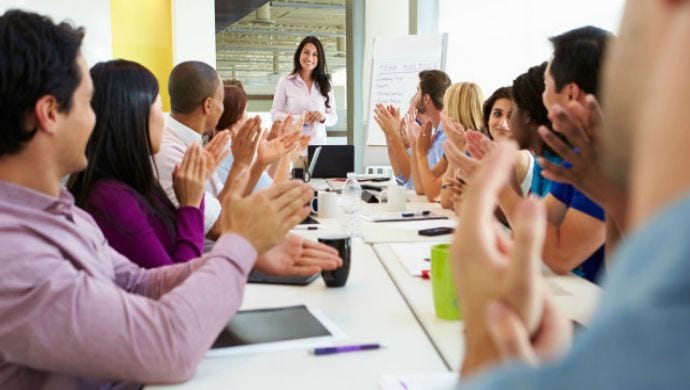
[
  {"x1": 362, "y1": 211, "x2": 449, "y2": 223},
  {"x1": 399, "y1": 257, "x2": 431, "y2": 277},
  {"x1": 379, "y1": 373, "x2": 460, "y2": 390},
  {"x1": 384, "y1": 219, "x2": 457, "y2": 232},
  {"x1": 390, "y1": 242, "x2": 445, "y2": 276}
]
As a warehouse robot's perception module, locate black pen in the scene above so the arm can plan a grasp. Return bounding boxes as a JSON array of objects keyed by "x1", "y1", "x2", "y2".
[
  {"x1": 401, "y1": 210, "x2": 430, "y2": 217},
  {"x1": 293, "y1": 226, "x2": 318, "y2": 230}
]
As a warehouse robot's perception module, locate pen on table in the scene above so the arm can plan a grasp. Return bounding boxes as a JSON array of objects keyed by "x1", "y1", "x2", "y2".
[
  {"x1": 401, "y1": 210, "x2": 431, "y2": 218},
  {"x1": 310, "y1": 343, "x2": 384, "y2": 356},
  {"x1": 293, "y1": 226, "x2": 318, "y2": 230}
]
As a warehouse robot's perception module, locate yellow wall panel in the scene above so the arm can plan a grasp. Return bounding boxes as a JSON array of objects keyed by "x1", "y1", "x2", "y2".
[{"x1": 111, "y1": 0, "x2": 173, "y2": 111}]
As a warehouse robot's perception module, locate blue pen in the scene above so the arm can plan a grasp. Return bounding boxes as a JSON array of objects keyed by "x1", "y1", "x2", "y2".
[
  {"x1": 401, "y1": 210, "x2": 430, "y2": 218},
  {"x1": 311, "y1": 343, "x2": 383, "y2": 356}
]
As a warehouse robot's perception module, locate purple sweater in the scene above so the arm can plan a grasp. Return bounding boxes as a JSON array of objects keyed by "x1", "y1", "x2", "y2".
[{"x1": 84, "y1": 180, "x2": 204, "y2": 268}]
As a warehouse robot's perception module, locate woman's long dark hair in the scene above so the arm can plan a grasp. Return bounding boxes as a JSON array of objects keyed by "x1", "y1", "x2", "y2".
[
  {"x1": 292, "y1": 35, "x2": 332, "y2": 109},
  {"x1": 482, "y1": 86, "x2": 512, "y2": 136},
  {"x1": 67, "y1": 59, "x2": 177, "y2": 236}
]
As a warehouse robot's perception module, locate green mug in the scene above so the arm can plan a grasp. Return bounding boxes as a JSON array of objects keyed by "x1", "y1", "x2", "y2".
[{"x1": 430, "y1": 244, "x2": 461, "y2": 320}]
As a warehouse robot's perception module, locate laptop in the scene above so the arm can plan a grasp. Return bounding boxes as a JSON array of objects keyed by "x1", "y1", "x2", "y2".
[{"x1": 307, "y1": 145, "x2": 354, "y2": 178}]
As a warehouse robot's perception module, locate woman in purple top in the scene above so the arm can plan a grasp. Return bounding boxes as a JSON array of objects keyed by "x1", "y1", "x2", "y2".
[{"x1": 68, "y1": 60, "x2": 209, "y2": 268}]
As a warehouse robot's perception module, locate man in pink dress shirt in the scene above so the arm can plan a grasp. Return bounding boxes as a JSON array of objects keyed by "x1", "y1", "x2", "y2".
[{"x1": 0, "y1": 9, "x2": 339, "y2": 389}]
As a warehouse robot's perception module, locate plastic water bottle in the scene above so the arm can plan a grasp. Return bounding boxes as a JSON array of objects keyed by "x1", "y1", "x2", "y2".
[{"x1": 341, "y1": 172, "x2": 363, "y2": 238}]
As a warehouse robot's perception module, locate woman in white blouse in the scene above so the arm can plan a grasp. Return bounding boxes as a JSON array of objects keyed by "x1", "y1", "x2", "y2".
[{"x1": 271, "y1": 36, "x2": 337, "y2": 147}]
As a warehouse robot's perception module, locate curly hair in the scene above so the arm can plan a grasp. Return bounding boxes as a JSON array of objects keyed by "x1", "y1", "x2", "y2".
[{"x1": 512, "y1": 62, "x2": 550, "y2": 129}]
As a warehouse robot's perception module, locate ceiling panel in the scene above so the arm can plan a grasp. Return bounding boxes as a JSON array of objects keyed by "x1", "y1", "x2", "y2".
[{"x1": 215, "y1": 0, "x2": 346, "y2": 83}]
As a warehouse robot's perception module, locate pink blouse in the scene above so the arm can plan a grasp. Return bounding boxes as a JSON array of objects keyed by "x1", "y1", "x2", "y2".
[{"x1": 271, "y1": 73, "x2": 337, "y2": 145}]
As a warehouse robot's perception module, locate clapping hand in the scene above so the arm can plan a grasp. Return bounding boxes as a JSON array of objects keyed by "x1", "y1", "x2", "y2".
[
  {"x1": 537, "y1": 95, "x2": 621, "y2": 216},
  {"x1": 443, "y1": 139, "x2": 480, "y2": 183},
  {"x1": 374, "y1": 103, "x2": 402, "y2": 138},
  {"x1": 303, "y1": 110, "x2": 323, "y2": 125},
  {"x1": 450, "y1": 141, "x2": 571, "y2": 376},
  {"x1": 466, "y1": 130, "x2": 496, "y2": 160},
  {"x1": 254, "y1": 234, "x2": 343, "y2": 276},
  {"x1": 442, "y1": 115, "x2": 468, "y2": 152},
  {"x1": 204, "y1": 130, "x2": 231, "y2": 176},
  {"x1": 258, "y1": 130, "x2": 302, "y2": 166},
  {"x1": 289, "y1": 134, "x2": 312, "y2": 160},
  {"x1": 415, "y1": 120, "x2": 434, "y2": 155},
  {"x1": 403, "y1": 105, "x2": 422, "y2": 147},
  {"x1": 173, "y1": 143, "x2": 208, "y2": 207},
  {"x1": 218, "y1": 173, "x2": 314, "y2": 254},
  {"x1": 231, "y1": 116, "x2": 262, "y2": 167}
]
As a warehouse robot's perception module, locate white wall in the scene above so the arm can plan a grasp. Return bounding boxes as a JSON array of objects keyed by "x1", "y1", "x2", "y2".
[
  {"x1": 1, "y1": 0, "x2": 219, "y2": 69},
  {"x1": 362, "y1": 0, "x2": 409, "y2": 120},
  {"x1": 172, "y1": 0, "x2": 216, "y2": 67},
  {"x1": 362, "y1": 0, "x2": 410, "y2": 168},
  {"x1": 0, "y1": 0, "x2": 112, "y2": 66},
  {"x1": 439, "y1": 0, "x2": 625, "y2": 96}
]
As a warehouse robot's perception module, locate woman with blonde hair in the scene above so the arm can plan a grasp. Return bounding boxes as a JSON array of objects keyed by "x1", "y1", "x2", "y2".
[
  {"x1": 420, "y1": 82, "x2": 484, "y2": 204},
  {"x1": 443, "y1": 82, "x2": 485, "y2": 134}
]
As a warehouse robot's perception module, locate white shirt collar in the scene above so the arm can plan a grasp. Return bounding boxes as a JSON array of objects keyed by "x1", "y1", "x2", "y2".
[{"x1": 166, "y1": 115, "x2": 203, "y2": 147}]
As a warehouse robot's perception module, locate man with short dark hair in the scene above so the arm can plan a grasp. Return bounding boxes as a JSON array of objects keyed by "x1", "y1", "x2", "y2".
[
  {"x1": 373, "y1": 69, "x2": 451, "y2": 193},
  {"x1": 155, "y1": 61, "x2": 337, "y2": 275},
  {"x1": 0, "y1": 9, "x2": 331, "y2": 388},
  {"x1": 539, "y1": 26, "x2": 629, "y2": 254},
  {"x1": 156, "y1": 61, "x2": 227, "y2": 235},
  {"x1": 168, "y1": 61, "x2": 224, "y2": 116},
  {"x1": 411, "y1": 70, "x2": 453, "y2": 198},
  {"x1": 536, "y1": 26, "x2": 611, "y2": 281}
]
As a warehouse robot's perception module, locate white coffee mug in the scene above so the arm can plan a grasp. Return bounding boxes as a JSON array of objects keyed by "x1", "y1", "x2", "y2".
[
  {"x1": 311, "y1": 191, "x2": 339, "y2": 218},
  {"x1": 386, "y1": 184, "x2": 407, "y2": 211}
]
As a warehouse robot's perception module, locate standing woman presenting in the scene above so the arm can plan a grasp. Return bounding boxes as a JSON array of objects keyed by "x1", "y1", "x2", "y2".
[{"x1": 272, "y1": 36, "x2": 337, "y2": 152}]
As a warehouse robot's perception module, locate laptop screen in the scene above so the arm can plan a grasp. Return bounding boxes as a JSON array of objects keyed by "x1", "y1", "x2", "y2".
[{"x1": 307, "y1": 145, "x2": 354, "y2": 178}]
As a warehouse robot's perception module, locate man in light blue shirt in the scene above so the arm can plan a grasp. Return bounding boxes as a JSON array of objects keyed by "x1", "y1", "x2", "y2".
[
  {"x1": 216, "y1": 153, "x2": 274, "y2": 193},
  {"x1": 409, "y1": 71, "x2": 454, "y2": 200},
  {"x1": 371, "y1": 70, "x2": 451, "y2": 190},
  {"x1": 396, "y1": 121, "x2": 447, "y2": 189},
  {"x1": 449, "y1": 1, "x2": 690, "y2": 388}
]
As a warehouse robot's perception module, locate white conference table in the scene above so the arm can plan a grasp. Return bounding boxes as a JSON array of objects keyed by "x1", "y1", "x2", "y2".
[
  {"x1": 151, "y1": 187, "x2": 601, "y2": 389},
  {"x1": 149, "y1": 241, "x2": 449, "y2": 390},
  {"x1": 308, "y1": 188, "x2": 458, "y2": 244}
]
